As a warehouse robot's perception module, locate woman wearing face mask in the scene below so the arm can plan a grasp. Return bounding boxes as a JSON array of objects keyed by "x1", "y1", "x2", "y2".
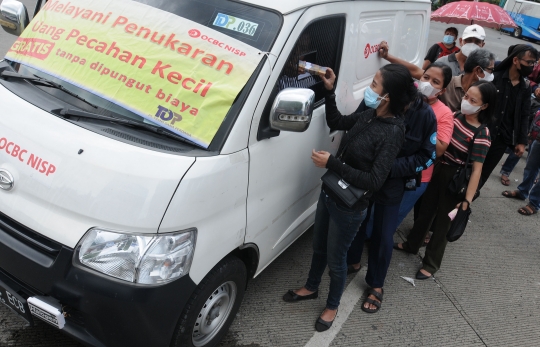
[
  {"x1": 422, "y1": 27, "x2": 460, "y2": 70},
  {"x1": 283, "y1": 64, "x2": 415, "y2": 330},
  {"x1": 378, "y1": 41, "x2": 495, "y2": 113},
  {"x1": 394, "y1": 81, "x2": 497, "y2": 279},
  {"x1": 395, "y1": 62, "x2": 454, "y2": 227}
]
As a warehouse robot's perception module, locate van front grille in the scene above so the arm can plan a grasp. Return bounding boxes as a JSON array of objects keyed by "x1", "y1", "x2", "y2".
[{"x1": 0, "y1": 211, "x2": 63, "y2": 256}]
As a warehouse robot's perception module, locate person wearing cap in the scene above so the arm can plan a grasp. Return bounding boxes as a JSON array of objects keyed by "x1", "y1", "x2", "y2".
[
  {"x1": 422, "y1": 27, "x2": 460, "y2": 70},
  {"x1": 480, "y1": 44, "x2": 540, "y2": 192},
  {"x1": 436, "y1": 24, "x2": 486, "y2": 76}
]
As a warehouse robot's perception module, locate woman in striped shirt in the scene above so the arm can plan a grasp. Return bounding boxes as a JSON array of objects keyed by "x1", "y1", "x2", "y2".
[{"x1": 394, "y1": 81, "x2": 497, "y2": 279}]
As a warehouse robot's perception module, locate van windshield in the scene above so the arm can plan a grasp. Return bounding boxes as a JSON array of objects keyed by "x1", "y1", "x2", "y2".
[{"x1": 3, "y1": 0, "x2": 281, "y2": 149}]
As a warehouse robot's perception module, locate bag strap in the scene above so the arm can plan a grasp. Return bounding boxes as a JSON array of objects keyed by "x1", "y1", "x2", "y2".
[
  {"x1": 462, "y1": 123, "x2": 486, "y2": 168},
  {"x1": 337, "y1": 113, "x2": 377, "y2": 160}
]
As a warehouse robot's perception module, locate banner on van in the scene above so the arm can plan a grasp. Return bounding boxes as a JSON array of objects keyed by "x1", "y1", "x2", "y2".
[{"x1": 5, "y1": 0, "x2": 264, "y2": 148}]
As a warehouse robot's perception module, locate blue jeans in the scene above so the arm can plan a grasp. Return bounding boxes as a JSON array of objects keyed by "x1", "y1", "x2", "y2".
[
  {"x1": 361, "y1": 183, "x2": 426, "y2": 238},
  {"x1": 517, "y1": 140, "x2": 540, "y2": 211},
  {"x1": 396, "y1": 182, "x2": 428, "y2": 228},
  {"x1": 500, "y1": 150, "x2": 521, "y2": 177},
  {"x1": 305, "y1": 190, "x2": 367, "y2": 310},
  {"x1": 346, "y1": 201, "x2": 400, "y2": 288}
]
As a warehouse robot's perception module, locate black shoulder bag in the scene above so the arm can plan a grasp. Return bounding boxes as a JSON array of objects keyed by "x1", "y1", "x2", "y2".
[
  {"x1": 447, "y1": 124, "x2": 486, "y2": 199},
  {"x1": 320, "y1": 116, "x2": 376, "y2": 207}
]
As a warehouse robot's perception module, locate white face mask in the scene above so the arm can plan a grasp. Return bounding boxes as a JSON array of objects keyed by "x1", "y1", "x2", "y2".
[
  {"x1": 417, "y1": 80, "x2": 441, "y2": 98},
  {"x1": 460, "y1": 42, "x2": 480, "y2": 57},
  {"x1": 477, "y1": 68, "x2": 494, "y2": 82},
  {"x1": 461, "y1": 99, "x2": 483, "y2": 115}
]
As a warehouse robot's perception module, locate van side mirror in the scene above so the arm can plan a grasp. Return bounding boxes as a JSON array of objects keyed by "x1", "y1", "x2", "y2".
[
  {"x1": 0, "y1": 0, "x2": 29, "y2": 36},
  {"x1": 269, "y1": 88, "x2": 314, "y2": 132}
]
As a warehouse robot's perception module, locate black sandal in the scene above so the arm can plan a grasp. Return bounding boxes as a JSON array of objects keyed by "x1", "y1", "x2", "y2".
[
  {"x1": 282, "y1": 289, "x2": 318, "y2": 302},
  {"x1": 502, "y1": 190, "x2": 525, "y2": 200},
  {"x1": 315, "y1": 309, "x2": 338, "y2": 332},
  {"x1": 393, "y1": 242, "x2": 414, "y2": 254},
  {"x1": 361, "y1": 288, "x2": 383, "y2": 314},
  {"x1": 518, "y1": 204, "x2": 538, "y2": 216}
]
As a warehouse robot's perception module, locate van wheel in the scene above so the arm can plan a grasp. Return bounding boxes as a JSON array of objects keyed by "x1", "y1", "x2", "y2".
[
  {"x1": 513, "y1": 27, "x2": 522, "y2": 38},
  {"x1": 171, "y1": 256, "x2": 246, "y2": 347}
]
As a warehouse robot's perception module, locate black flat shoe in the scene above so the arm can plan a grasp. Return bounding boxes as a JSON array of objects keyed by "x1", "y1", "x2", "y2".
[
  {"x1": 315, "y1": 309, "x2": 338, "y2": 332},
  {"x1": 282, "y1": 290, "x2": 318, "y2": 302},
  {"x1": 393, "y1": 242, "x2": 412, "y2": 253},
  {"x1": 415, "y1": 269, "x2": 432, "y2": 280}
]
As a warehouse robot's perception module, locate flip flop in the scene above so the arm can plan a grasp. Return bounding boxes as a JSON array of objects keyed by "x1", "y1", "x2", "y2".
[
  {"x1": 518, "y1": 205, "x2": 538, "y2": 216},
  {"x1": 502, "y1": 190, "x2": 525, "y2": 200},
  {"x1": 500, "y1": 175, "x2": 510, "y2": 186}
]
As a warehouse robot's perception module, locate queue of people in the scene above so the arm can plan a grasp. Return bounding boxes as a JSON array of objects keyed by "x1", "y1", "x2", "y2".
[{"x1": 283, "y1": 24, "x2": 540, "y2": 332}]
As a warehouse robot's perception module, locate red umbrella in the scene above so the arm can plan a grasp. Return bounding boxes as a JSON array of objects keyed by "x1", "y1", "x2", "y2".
[{"x1": 431, "y1": 1, "x2": 517, "y2": 29}]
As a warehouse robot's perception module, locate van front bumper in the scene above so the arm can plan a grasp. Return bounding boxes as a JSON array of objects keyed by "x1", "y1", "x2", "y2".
[{"x1": 0, "y1": 214, "x2": 197, "y2": 347}]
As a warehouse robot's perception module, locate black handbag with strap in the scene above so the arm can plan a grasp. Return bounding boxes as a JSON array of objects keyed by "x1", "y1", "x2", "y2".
[
  {"x1": 320, "y1": 115, "x2": 377, "y2": 207},
  {"x1": 447, "y1": 202, "x2": 471, "y2": 242},
  {"x1": 447, "y1": 123, "x2": 486, "y2": 199}
]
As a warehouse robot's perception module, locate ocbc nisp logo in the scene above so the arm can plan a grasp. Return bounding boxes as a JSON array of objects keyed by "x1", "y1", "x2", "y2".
[
  {"x1": 188, "y1": 29, "x2": 201, "y2": 38},
  {"x1": 364, "y1": 43, "x2": 380, "y2": 59}
]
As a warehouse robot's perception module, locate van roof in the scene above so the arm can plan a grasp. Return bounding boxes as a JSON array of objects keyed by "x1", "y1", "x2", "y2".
[{"x1": 243, "y1": 0, "x2": 430, "y2": 14}]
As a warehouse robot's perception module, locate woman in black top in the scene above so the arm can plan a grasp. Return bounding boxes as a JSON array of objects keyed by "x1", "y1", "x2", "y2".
[{"x1": 282, "y1": 64, "x2": 416, "y2": 332}]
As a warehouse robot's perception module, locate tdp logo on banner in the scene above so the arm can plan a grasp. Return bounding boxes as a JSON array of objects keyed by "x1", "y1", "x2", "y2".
[{"x1": 5, "y1": 0, "x2": 263, "y2": 148}]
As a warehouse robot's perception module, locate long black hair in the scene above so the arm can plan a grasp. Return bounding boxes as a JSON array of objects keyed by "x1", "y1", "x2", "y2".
[
  {"x1": 379, "y1": 64, "x2": 418, "y2": 115},
  {"x1": 471, "y1": 80, "x2": 497, "y2": 124}
]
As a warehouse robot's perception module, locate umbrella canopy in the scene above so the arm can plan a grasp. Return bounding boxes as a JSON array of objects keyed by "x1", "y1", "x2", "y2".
[{"x1": 431, "y1": 1, "x2": 517, "y2": 29}]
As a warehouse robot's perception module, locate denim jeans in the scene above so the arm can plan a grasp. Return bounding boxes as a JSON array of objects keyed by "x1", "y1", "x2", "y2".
[
  {"x1": 305, "y1": 190, "x2": 367, "y2": 310},
  {"x1": 396, "y1": 182, "x2": 428, "y2": 228},
  {"x1": 361, "y1": 183, "x2": 425, "y2": 239},
  {"x1": 517, "y1": 140, "x2": 540, "y2": 211},
  {"x1": 500, "y1": 150, "x2": 521, "y2": 177},
  {"x1": 346, "y1": 201, "x2": 401, "y2": 288}
]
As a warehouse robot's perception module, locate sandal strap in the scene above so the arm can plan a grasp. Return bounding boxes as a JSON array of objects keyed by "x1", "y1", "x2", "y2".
[
  {"x1": 364, "y1": 298, "x2": 381, "y2": 308},
  {"x1": 367, "y1": 288, "x2": 383, "y2": 302}
]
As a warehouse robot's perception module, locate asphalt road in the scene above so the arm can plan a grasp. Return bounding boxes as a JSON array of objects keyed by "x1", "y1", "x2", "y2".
[{"x1": 2, "y1": 7, "x2": 540, "y2": 347}]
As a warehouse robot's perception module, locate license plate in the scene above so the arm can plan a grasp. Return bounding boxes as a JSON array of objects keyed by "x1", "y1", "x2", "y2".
[{"x1": 0, "y1": 283, "x2": 33, "y2": 324}]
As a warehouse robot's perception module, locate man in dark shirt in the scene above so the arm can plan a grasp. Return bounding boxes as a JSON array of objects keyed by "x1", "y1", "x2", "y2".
[
  {"x1": 422, "y1": 27, "x2": 459, "y2": 69},
  {"x1": 480, "y1": 44, "x2": 539, "y2": 189}
]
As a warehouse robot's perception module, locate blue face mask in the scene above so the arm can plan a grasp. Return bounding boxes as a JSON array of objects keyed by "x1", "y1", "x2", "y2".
[
  {"x1": 364, "y1": 86, "x2": 387, "y2": 109},
  {"x1": 442, "y1": 35, "x2": 455, "y2": 45}
]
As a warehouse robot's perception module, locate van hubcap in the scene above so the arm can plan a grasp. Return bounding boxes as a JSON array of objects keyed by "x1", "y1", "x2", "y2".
[{"x1": 192, "y1": 281, "x2": 237, "y2": 346}]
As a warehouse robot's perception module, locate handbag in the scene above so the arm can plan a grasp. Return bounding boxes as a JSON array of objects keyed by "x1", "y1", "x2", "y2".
[
  {"x1": 320, "y1": 116, "x2": 377, "y2": 207},
  {"x1": 447, "y1": 202, "x2": 471, "y2": 242},
  {"x1": 447, "y1": 124, "x2": 486, "y2": 199}
]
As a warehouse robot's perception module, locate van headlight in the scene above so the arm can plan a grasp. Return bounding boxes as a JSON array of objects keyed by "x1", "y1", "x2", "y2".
[{"x1": 76, "y1": 228, "x2": 197, "y2": 285}]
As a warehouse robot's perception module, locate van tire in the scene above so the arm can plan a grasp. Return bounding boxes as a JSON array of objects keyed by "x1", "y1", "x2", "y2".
[
  {"x1": 171, "y1": 256, "x2": 247, "y2": 347},
  {"x1": 513, "y1": 27, "x2": 522, "y2": 38}
]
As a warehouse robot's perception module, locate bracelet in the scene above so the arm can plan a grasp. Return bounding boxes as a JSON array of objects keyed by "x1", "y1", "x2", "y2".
[{"x1": 463, "y1": 199, "x2": 471, "y2": 206}]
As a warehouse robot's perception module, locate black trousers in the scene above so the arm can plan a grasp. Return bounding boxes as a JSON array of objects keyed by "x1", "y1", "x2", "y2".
[
  {"x1": 479, "y1": 134, "x2": 513, "y2": 190},
  {"x1": 402, "y1": 163, "x2": 461, "y2": 274}
]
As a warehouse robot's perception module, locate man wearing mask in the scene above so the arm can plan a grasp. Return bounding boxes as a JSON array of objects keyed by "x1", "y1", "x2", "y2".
[
  {"x1": 422, "y1": 27, "x2": 460, "y2": 70},
  {"x1": 479, "y1": 44, "x2": 539, "y2": 190},
  {"x1": 436, "y1": 24, "x2": 486, "y2": 76}
]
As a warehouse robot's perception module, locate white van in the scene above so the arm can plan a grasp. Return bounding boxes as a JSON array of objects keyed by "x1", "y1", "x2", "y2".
[{"x1": 0, "y1": 0, "x2": 430, "y2": 346}]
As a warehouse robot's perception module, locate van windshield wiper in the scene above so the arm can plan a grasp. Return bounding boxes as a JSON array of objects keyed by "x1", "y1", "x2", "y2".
[
  {"x1": 0, "y1": 71, "x2": 97, "y2": 108},
  {"x1": 57, "y1": 108, "x2": 197, "y2": 146}
]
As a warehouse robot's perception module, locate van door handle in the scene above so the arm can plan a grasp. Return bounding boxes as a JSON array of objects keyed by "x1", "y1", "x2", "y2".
[{"x1": 329, "y1": 130, "x2": 339, "y2": 142}]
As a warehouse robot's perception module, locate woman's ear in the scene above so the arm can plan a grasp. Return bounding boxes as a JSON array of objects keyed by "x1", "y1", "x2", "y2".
[
  {"x1": 480, "y1": 103, "x2": 488, "y2": 111},
  {"x1": 437, "y1": 87, "x2": 447, "y2": 96}
]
